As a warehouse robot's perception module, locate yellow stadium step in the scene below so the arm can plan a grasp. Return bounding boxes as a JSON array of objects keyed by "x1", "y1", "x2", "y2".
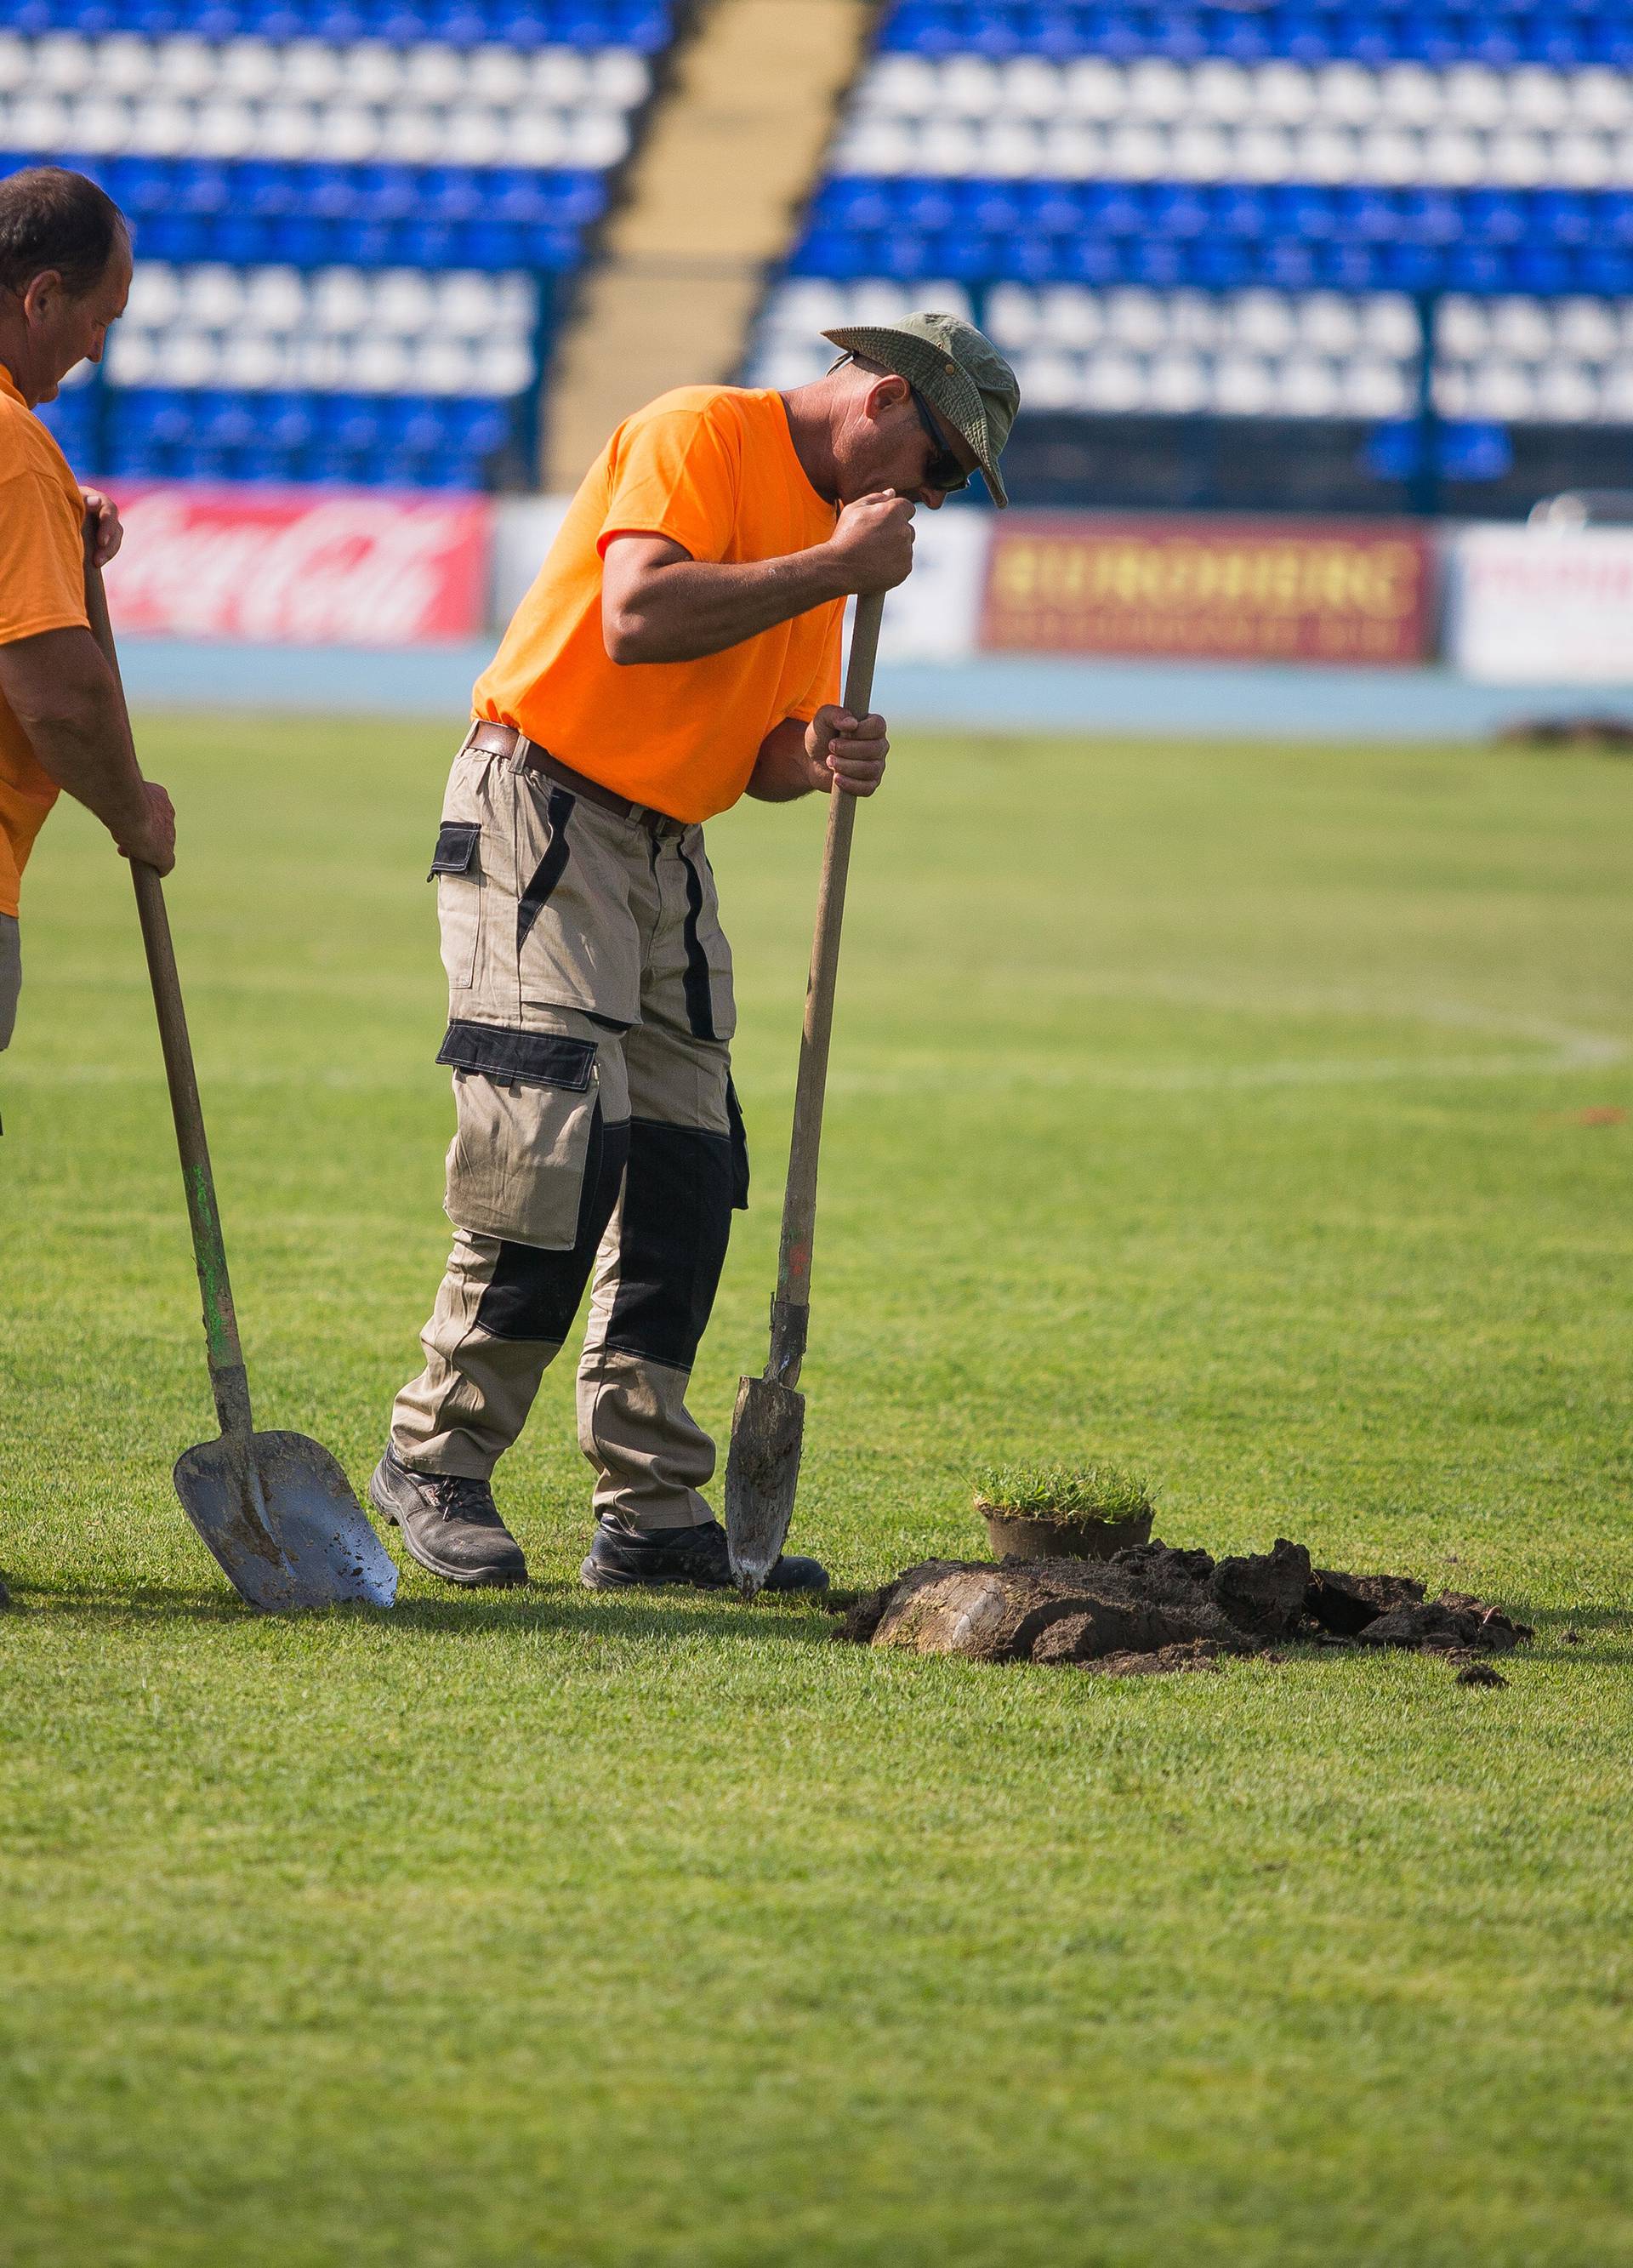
[{"x1": 543, "y1": 0, "x2": 877, "y2": 491}]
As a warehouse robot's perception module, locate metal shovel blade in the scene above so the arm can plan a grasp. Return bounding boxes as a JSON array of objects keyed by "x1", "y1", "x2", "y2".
[
  {"x1": 174, "y1": 1430, "x2": 398, "y2": 1612},
  {"x1": 724, "y1": 1374, "x2": 805, "y2": 1598}
]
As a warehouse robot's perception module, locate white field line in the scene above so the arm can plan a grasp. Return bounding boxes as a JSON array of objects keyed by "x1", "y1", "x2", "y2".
[
  {"x1": 829, "y1": 989, "x2": 1629, "y2": 1095},
  {"x1": 6, "y1": 991, "x2": 1625, "y2": 1095}
]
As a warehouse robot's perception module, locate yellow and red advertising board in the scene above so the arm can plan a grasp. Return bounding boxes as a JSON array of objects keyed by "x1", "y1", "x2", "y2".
[{"x1": 982, "y1": 514, "x2": 1432, "y2": 667}]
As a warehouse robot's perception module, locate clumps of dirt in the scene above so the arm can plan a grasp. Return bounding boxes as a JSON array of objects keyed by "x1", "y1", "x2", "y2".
[
  {"x1": 1073, "y1": 1638, "x2": 1238, "y2": 1678},
  {"x1": 1455, "y1": 1661, "x2": 1509, "y2": 1688},
  {"x1": 834, "y1": 1536, "x2": 1535, "y2": 1678}
]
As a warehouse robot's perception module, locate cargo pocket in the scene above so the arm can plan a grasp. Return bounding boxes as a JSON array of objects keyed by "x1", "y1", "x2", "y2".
[
  {"x1": 725, "y1": 1074, "x2": 749, "y2": 1211},
  {"x1": 430, "y1": 821, "x2": 482, "y2": 994},
  {"x1": 437, "y1": 1019, "x2": 602, "y2": 1251}
]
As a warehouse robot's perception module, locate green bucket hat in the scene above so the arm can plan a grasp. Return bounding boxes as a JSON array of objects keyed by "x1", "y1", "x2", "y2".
[{"x1": 821, "y1": 310, "x2": 1021, "y2": 507}]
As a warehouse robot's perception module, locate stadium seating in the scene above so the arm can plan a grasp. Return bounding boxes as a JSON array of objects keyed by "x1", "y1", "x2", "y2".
[
  {"x1": 8, "y1": 3, "x2": 675, "y2": 485},
  {"x1": 746, "y1": 1, "x2": 1633, "y2": 507}
]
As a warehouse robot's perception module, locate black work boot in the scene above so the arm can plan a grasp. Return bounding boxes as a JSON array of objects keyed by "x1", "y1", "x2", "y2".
[
  {"x1": 368, "y1": 1445, "x2": 528, "y2": 1587},
  {"x1": 579, "y1": 1515, "x2": 828, "y2": 1594}
]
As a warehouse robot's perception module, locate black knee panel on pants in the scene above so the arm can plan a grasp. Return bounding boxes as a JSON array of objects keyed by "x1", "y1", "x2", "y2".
[
  {"x1": 475, "y1": 1109, "x2": 630, "y2": 1344},
  {"x1": 603, "y1": 1118, "x2": 734, "y2": 1371}
]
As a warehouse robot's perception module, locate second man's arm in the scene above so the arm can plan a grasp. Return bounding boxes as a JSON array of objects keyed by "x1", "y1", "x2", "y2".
[{"x1": 0, "y1": 625, "x2": 175, "y2": 872}]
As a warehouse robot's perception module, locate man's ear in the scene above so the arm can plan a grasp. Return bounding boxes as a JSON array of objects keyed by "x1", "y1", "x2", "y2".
[
  {"x1": 21, "y1": 271, "x2": 61, "y2": 324},
  {"x1": 862, "y1": 372, "x2": 910, "y2": 423}
]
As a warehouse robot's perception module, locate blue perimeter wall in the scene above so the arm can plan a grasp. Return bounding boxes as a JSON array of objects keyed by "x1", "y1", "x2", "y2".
[{"x1": 113, "y1": 638, "x2": 1633, "y2": 741}]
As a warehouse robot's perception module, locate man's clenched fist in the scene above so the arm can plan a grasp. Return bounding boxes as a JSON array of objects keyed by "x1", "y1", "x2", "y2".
[
  {"x1": 825, "y1": 492, "x2": 915, "y2": 595},
  {"x1": 805, "y1": 705, "x2": 889, "y2": 795}
]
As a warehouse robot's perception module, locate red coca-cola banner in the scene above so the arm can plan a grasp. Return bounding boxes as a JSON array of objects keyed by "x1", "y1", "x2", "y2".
[{"x1": 105, "y1": 483, "x2": 493, "y2": 645}]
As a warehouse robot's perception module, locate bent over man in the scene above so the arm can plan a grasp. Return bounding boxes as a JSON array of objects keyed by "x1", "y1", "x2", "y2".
[
  {"x1": 0, "y1": 166, "x2": 174, "y2": 1074},
  {"x1": 372, "y1": 313, "x2": 1019, "y2": 1594}
]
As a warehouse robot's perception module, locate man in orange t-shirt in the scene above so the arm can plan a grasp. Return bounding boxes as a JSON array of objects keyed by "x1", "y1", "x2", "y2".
[
  {"x1": 374, "y1": 314, "x2": 1020, "y2": 1598},
  {"x1": 0, "y1": 167, "x2": 175, "y2": 1070}
]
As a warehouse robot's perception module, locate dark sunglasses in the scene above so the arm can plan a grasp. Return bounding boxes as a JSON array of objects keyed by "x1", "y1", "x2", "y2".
[{"x1": 906, "y1": 383, "x2": 971, "y2": 493}]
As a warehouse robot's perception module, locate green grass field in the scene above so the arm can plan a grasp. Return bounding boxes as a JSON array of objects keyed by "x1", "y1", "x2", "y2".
[{"x1": 3, "y1": 715, "x2": 1631, "y2": 2267}]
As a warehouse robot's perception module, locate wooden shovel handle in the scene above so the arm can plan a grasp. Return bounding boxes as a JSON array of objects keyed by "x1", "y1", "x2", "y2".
[
  {"x1": 82, "y1": 516, "x2": 255, "y2": 1444},
  {"x1": 765, "y1": 588, "x2": 885, "y2": 1389}
]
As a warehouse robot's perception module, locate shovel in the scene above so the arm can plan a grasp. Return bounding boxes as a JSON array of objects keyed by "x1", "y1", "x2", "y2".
[
  {"x1": 725, "y1": 589, "x2": 885, "y2": 1595},
  {"x1": 83, "y1": 525, "x2": 396, "y2": 1612}
]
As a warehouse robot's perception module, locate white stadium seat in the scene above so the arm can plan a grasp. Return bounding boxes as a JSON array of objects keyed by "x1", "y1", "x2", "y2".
[
  {"x1": 1147, "y1": 351, "x2": 1209, "y2": 413},
  {"x1": 1509, "y1": 65, "x2": 1572, "y2": 128},
  {"x1": 1215, "y1": 355, "x2": 1277, "y2": 414},
  {"x1": 1038, "y1": 121, "x2": 1106, "y2": 177},
  {"x1": 1259, "y1": 61, "x2": 1315, "y2": 125},
  {"x1": 283, "y1": 40, "x2": 344, "y2": 100},
  {"x1": 1194, "y1": 60, "x2": 1255, "y2": 124},
  {"x1": 1535, "y1": 364, "x2": 1602, "y2": 419},
  {"x1": 1490, "y1": 298, "x2": 1554, "y2": 357},
  {"x1": 36, "y1": 32, "x2": 94, "y2": 93},
  {"x1": 1235, "y1": 291, "x2": 1298, "y2": 353},
  {"x1": 1437, "y1": 297, "x2": 1490, "y2": 356},
  {"x1": 244, "y1": 265, "x2": 308, "y2": 330},
  {"x1": 1106, "y1": 288, "x2": 1169, "y2": 351},
  {"x1": 219, "y1": 36, "x2": 279, "y2": 99},
  {"x1": 1557, "y1": 299, "x2": 1621, "y2": 357},
  {"x1": 1280, "y1": 355, "x2": 1342, "y2": 416},
  {"x1": 1063, "y1": 58, "x2": 1125, "y2": 123},
  {"x1": 1129, "y1": 59, "x2": 1191, "y2": 123},
  {"x1": 1445, "y1": 65, "x2": 1505, "y2": 127},
  {"x1": 1000, "y1": 57, "x2": 1066, "y2": 122}
]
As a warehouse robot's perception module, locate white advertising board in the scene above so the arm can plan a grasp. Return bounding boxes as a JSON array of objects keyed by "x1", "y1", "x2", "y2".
[
  {"x1": 490, "y1": 494, "x2": 572, "y2": 626},
  {"x1": 492, "y1": 496, "x2": 993, "y2": 663},
  {"x1": 873, "y1": 503, "x2": 992, "y2": 663},
  {"x1": 1448, "y1": 525, "x2": 1633, "y2": 684}
]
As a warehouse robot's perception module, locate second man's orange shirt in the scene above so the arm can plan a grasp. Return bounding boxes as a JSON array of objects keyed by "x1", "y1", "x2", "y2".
[
  {"x1": 0, "y1": 362, "x2": 88, "y2": 918},
  {"x1": 475, "y1": 385, "x2": 844, "y2": 823}
]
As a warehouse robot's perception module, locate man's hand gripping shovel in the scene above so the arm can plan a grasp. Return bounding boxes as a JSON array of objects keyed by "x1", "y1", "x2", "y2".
[
  {"x1": 83, "y1": 521, "x2": 396, "y2": 1611},
  {"x1": 725, "y1": 589, "x2": 885, "y2": 1596}
]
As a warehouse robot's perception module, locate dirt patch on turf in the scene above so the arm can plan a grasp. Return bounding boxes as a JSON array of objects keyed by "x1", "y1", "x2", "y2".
[{"x1": 833, "y1": 1537, "x2": 1533, "y2": 1677}]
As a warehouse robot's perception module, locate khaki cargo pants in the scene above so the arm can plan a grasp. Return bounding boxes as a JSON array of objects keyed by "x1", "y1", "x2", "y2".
[{"x1": 390, "y1": 733, "x2": 748, "y2": 1530}]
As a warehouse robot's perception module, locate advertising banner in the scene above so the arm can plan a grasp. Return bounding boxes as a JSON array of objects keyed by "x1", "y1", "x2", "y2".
[
  {"x1": 982, "y1": 514, "x2": 1432, "y2": 667},
  {"x1": 1447, "y1": 525, "x2": 1633, "y2": 683},
  {"x1": 874, "y1": 504, "x2": 993, "y2": 664},
  {"x1": 105, "y1": 484, "x2": 493, "y2": 645}
]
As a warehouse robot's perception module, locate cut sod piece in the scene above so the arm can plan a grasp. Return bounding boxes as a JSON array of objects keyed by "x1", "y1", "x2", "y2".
[{"x1": 975, "y1": 1462, "x2": 1155, "y2": 1563}]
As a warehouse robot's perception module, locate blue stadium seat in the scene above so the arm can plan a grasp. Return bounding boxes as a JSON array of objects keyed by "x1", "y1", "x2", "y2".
[{"x1": 11, "y1": 0, "x2": 677, "y2": 37}]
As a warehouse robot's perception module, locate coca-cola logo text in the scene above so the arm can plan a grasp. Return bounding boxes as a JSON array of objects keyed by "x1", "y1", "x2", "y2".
[{"x1": 105, "y1": 485, "x2": 493, "y2": 646}]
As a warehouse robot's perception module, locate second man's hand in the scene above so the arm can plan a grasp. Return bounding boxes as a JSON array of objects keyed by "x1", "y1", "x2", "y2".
[
  {"x1": 805, "y1": 704, "x2": 888, "y2": 796},
  {"x1": 81, "y1": 487, "x2": 124, "y2": 568},
  {"x1": 116, "y1": 777, "x2": 178, "y2": 875}
]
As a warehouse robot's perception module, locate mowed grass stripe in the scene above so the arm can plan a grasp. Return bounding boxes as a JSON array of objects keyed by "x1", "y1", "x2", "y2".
[{"x1": 1, "y1": 721, "x2": 1630, "y2": 2266}]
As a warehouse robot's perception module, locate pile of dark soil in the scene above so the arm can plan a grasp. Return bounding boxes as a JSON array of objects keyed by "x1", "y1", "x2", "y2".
[{"x1": 833, "y1": 1537, "x2": 1533, "y2": 1677}]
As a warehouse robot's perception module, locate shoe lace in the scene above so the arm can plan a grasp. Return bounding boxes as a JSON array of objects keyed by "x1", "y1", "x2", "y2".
[
  {"x1": 430, "y1": 1473, "x2": 498, "y2": 1523},
  {"x1": 673, "y1": 1521, "x2": 730, "y2": 1566}
]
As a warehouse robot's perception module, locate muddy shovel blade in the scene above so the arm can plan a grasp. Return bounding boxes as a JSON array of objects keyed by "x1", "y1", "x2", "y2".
[
  {"x1": 725, "y1": 1374, "x2": 805, "y2": 1598},
  {"x1": 175, "y1": 1431, "x2": 398, "y2": 1612}
]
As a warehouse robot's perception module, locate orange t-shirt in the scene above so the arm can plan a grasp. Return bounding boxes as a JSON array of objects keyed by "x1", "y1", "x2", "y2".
[
  {"x1": 475, "y1": 385, "x2": 843, "y2": 823},
  {"x1": 0, "y1": 362, "x2": 87, "y2": 918}
]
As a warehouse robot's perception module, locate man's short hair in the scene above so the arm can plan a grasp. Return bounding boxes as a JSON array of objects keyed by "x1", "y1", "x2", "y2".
[{"x1": 0, "y1": 166, "x2": 128, "y2": 301}]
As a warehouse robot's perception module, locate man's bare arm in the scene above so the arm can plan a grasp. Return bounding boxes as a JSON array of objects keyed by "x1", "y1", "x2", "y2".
[
  {"x1": 0, "y1": 625, "x2": 175, "y2": 872},
  {"x1": 747, "y1": 709, "x2": 889, "y2": 802},
  {"x1": 602, "y1": 492, "x2": 914, "y2": 665}
]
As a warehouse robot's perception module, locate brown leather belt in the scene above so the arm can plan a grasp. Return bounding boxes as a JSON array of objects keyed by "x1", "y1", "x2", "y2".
[{"x1": 464, "y1": 720, "x2": 684, "y2": 833}]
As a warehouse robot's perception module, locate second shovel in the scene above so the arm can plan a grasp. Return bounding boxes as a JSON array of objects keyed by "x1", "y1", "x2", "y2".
[{"x1": 724, "y1": 590, "x2": 885, "y2": 1596}]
